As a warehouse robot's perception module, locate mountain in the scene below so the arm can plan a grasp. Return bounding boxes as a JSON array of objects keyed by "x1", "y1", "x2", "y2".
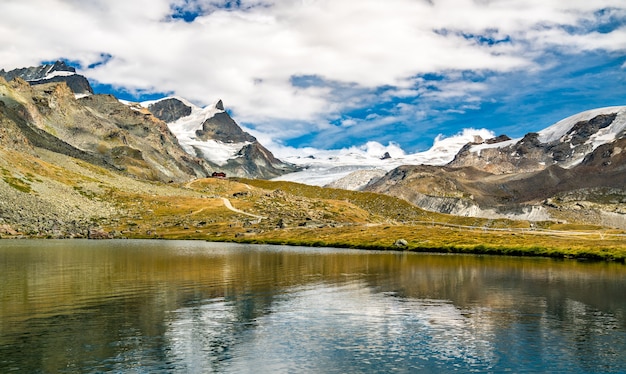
[
  {"x1": 365, "y1": 107, "x2": 626, "y2": 228},
  {"x1": 1, "y1": 61, "x2": 624, "y2": 230},
  {"x1": 1, "y1": 61, "x2": 295, "y2": 180},
  {"x1": 143, "y1": 97, "x2": 298, "y2": 179},
  {"x1": 0, "y1": 60, "x2": 93, "y2": 96},
  {"x1": 448, "y1": 106, "x2": 626, "y2": 173},
  {"x1": 0, "y1": 75, "x2": 209, "y2": 182},
  {"x1": 279, "y1": 108, "x2": 626, "y2": 190}
]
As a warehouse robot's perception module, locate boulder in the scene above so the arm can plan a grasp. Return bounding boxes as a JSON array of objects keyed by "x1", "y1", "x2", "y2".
[{"x1": 394, "y1": 239, "x2": 408, "y2": 248}]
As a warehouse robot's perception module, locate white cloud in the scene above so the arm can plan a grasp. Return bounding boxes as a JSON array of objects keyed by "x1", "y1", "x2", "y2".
[
  {"x1": 527, "y1": 28, "x2": 626, "y2": 53},
  {"x1": 422, "y1": 80, "x2": 488, "y2": 101},
  {"x1": 0, "y1": 0, "x2": 624, "y2": 148}
]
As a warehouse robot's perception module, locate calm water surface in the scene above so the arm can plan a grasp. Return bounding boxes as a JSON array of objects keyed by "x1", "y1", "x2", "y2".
[{"x1": 0, "y1": 240, "x2": 625, "y2": 373}]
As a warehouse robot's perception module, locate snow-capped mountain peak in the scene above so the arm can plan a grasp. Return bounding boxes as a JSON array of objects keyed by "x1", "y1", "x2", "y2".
[
  {"x1": 139, "y1": 97, "x2": 242, "y2": 165},
  {"x1": 449, "y1": 105, "x2": 626, "y2": 173},
  {"x1": 158, "y1": 98, "x2": 222, "y2": 131},
  {"x1": 538, "y1": 106, "x2": 626, "y2": 144},
  {"x1": 139, "y1": 97, "x2": 296, "y2": 178},
  {"x1": 538, "y1": 107, "x2": 626, "y2": 161},
  {"x1": 0, "y1": 60, "x2": 93, "y2": 96}
]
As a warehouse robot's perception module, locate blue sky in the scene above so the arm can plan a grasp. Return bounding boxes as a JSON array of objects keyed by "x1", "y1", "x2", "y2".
[{"x1": 1, "y1": 0, "x2": 625, "y2": 155}]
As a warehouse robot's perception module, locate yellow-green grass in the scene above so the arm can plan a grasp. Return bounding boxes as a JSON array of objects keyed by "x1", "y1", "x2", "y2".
[
  {"x1": 109, "y1": 179, "x2": 626, "y2": 262},
  {"x1": 205, "y1": 224, "x2": 626, "y2": 262},
  {"x1": 237, "y1": 178, "x2": 543, "y2": 229},
  {"x1": 100, "y1": 178, "x2": 626, "y2": 262},
  {"x1": 2, "y1": 150, "x2": 624, "y2": 262}
]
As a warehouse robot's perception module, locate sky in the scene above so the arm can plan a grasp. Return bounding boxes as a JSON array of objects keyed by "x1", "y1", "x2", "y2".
[{"x1": 1, "y1": 0, "x2": 625, "y2": 156}]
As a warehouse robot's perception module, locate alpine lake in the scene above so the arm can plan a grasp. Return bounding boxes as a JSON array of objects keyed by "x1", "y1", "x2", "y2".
[{"x1": 0, "y1": 240, "x2": 624, "y2": 373}]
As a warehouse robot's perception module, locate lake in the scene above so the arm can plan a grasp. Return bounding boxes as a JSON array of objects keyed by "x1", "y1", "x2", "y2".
[{"x1": 0, "y1": 240, "x2": 624, "y2": 373}]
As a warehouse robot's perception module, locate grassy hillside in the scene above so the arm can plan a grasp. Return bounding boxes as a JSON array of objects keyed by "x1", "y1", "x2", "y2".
[{"x1": 1, "y1": 148, "x2": 625, "y2": 262}]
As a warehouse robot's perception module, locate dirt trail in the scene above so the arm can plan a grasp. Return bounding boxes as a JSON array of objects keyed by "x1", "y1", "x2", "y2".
[{"x1": 222, "y1": 198, "x2": 266, "y2": 220}]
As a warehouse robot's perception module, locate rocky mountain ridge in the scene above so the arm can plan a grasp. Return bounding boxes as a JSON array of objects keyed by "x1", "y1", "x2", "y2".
[
  {"x1": 0, "y1": 60, "x2": 93, "y2": 95},
  {"x1": 366, "y1": 106, "x2": 626, "y2": 228},
  {"x1": 1, "y1": 61, "x2": 624, "y2": 232},
  {"x1": 0, "y1": 61, "x2": 295, "y2": 180},
  {"x1": 449, "y1": 107, "x2": 626, "y2": 173}
]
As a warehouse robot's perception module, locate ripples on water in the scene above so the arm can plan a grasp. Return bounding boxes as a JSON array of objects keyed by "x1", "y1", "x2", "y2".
[{"x1": 0, "y1": 240, "x2": 625, "y2": 373}]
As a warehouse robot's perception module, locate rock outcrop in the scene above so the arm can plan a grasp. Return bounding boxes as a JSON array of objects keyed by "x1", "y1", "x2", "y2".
[
  {"x1": 194, "y1": 109, "x2": 256, "y2": 144},
  {"x1": 147, "y1": 97, "x2": 192, "y2": 123}
]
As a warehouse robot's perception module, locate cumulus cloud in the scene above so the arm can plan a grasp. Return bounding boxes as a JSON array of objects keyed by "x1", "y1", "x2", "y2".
[{"x1": 0, "y1": 0, "x2": 624, "y2": 149}]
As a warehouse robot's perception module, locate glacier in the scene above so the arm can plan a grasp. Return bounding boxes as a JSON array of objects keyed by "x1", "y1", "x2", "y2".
[{"x1": 273, "y1": 128, "x2": 496, "y2": 188}]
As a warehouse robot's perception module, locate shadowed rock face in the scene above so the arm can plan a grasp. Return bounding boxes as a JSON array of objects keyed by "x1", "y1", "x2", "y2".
[
  {"x1": 196, "y1": 112, "x2": 257, "y2": 143},
  {"x1": 581, "y1": 137, "x2": 626, "y2": 171},
  {"x1": 226, "y1": 142, "x2": 297, "y2": 179},
  {"x1": 567, "y1": 114, "x2": 616, "y2": 145},
  {"x1": 0, "y1": 100, "x2": 35, "y2": 153},
  {"x1": 0, "y1": 61, "x2": 93, "y2": 95},
  {"x1": 148, "y1": 98, "x2": 192, "y2": 123},
  {"x1": 486, "y1": 135, "x2": 511, "y2": 144}
]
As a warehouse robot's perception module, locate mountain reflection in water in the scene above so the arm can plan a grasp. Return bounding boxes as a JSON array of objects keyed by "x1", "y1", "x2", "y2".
[{"x1": 0, "y1": 240, "x2": 624, "y2": 373}]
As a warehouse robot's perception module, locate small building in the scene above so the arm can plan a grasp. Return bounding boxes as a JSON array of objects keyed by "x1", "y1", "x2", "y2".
[{"x1": 212, "y1": 172, "x2": 226, "y2": 178}]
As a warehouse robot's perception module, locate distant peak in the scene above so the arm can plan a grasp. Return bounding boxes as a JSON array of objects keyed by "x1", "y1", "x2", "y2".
[
  {"x1": 215, "y1": 99, "x2": 224, "y2": 111},
  {"x1": 50, "y1": 60, "x2": 75, "y2": 73}
]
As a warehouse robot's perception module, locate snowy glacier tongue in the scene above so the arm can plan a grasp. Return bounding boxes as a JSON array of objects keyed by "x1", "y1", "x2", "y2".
[
  {"x1": 166, "y1": 103, "x2": 248, "y2": 165},
  {"x1": 140, "y1": 97, "x2": 249, "y2": 166}
]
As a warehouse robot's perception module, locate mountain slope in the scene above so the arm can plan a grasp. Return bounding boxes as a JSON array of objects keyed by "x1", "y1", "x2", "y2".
[
  {"x1": 1, "y1": 143, "x2": 624, "y2": 261},
  {"x1": 2, "y1": 62, "x2": 295, "y2": 180},
  {"x1": 0, "y1": 76, "x2": 209, "y2": 182}
]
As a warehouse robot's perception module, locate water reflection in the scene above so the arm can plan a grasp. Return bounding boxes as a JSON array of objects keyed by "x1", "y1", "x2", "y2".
[
  {"x1": 0, "y1": 240, "x2": 624, "y2": 373},
  {"x1": 218, "y1": 283, "x2": 498, "y2": 373}
]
